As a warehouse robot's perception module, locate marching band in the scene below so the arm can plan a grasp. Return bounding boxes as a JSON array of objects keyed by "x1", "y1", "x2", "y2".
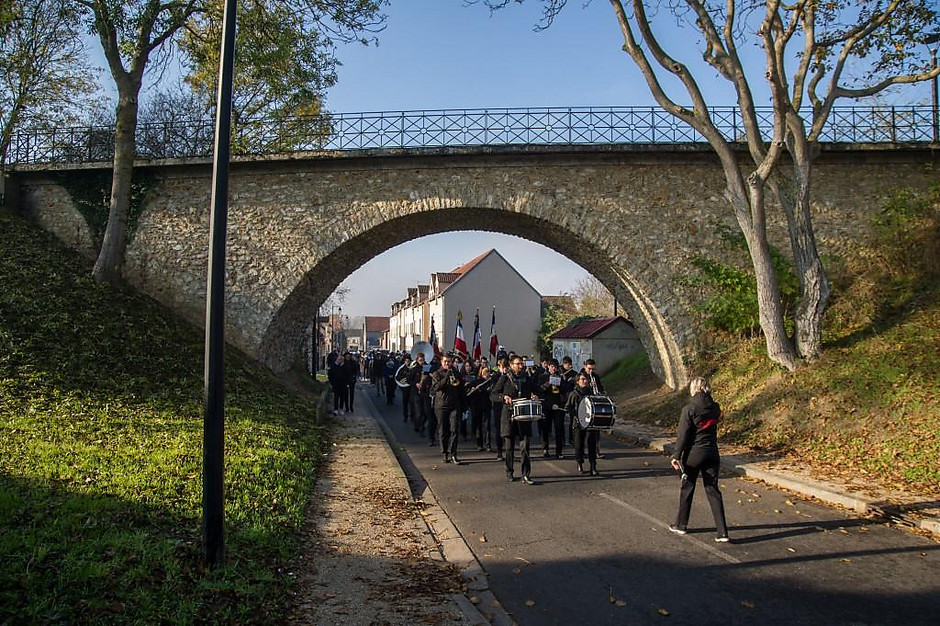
[{"x1": 340, "y1": 342, "x2": 619, "y2": 486}]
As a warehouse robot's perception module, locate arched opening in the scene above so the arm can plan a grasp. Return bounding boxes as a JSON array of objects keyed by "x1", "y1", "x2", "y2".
[{"x1": 259, "y1": 207, "x2": 687, "y2": 388}]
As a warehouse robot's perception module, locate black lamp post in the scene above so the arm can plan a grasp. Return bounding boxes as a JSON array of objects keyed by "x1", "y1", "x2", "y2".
[
  {"x1": 203, "y1": 0, "x2": 238, "y2": 568},
  {"x1": 925, "y1": 33, "x2": 940, "y2": 143}
]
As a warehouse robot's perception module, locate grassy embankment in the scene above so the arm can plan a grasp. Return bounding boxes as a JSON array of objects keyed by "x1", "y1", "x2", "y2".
[
  {"x1": 0, "y1": 208, "x2": 325, "y2": 623},
  {"x1": 610, "y1": 185, "x2": 939, "y2": 497}
]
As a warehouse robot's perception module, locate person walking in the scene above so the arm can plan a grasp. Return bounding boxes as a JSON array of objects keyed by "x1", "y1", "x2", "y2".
[
  {"x1": 539, "y1": 359, "x2": 567, "y2": 458},
  {"x1": 430, "y1": 354, "x2": 465, "y2": 464},
  {"x1": 328, "y1": 354, "x2": 349, "y2": 414},
  {"x1": 467, "y1": 365, "x2": 494, "y2": 452},
  {"x1": 669, "y1": 377, "x2": 730, "y2": 543},
  {"x1": 491, "y1": 355, "x2": 540, "y2": 484},
  {"x1": 566, "y1": 371, "x2": 600, "y2": 475}
]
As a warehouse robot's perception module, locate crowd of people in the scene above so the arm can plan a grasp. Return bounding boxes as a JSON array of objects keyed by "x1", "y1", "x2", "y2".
[
  {"x1": 326, "y1": 347, "x2": 729, "y2": 541},
  {"x1": 330, "y1": 346, "x2": 609, "y2": 484}
]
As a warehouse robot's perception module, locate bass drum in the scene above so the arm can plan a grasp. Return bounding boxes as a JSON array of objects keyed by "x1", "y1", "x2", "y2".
[{"x1": 577, "y1": 395, "x2": 616, "y2": 430}]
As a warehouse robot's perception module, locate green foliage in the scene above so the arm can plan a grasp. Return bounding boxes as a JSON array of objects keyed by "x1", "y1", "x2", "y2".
[
  {"x1": 0, "y1": 209, "x2": 325, "y2": 623},
  {"x1": 682, "y1": 224, "x2": 799, "y2": 336},
  {"x1": 600, "y1": 351, "x2": 650, "y2": 389},
  {"x1": 536, "y1": 305, "x2": 575, "y2": 359},
  {"x1": 625, "y1": 187, "x2": 939, "y2": 495},
  {"x1": 56, "y1": 169, "x2": 153, "y2": 246}
]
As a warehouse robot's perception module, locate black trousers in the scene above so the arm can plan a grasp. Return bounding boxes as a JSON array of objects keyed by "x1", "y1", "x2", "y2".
[
  {"x1": 573, "y1": 426, "x2": 598, "y2": 464},
  {"x1": 385, "y1": 379, "x2": 396, "y2": 404},
  {"x1": 675, "y1": 456, "x2": 728, "y2": 536},
  {"x1": 503, "y1": 434, "x2": 531, "y2": 478},
  {"x1": 401, "y1": 386, "x2": 412, "y2": 421},
  {"x1": 411, "y1": 392, "x2": 427, "y2": 433},
  {"x1": 425, "y1": 398, "x2": 437, "y2": 444},
  {"x1": 332, "y1": 385, "x2": 348, "y2": 412},
  {"x1": 540, "y1": 409, "x2": 565, "y2": 456},
  {"x1": 437, "y1": 406, "x2": 460, "y2": 457},
  {"x1": 347, "y1": 382, "x2": 356, "y2": 411},
  {"x1": 491, "y1": 405, "x2": 503, "y2": 453}
]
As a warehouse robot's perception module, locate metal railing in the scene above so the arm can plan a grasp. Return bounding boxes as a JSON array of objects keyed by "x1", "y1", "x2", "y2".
[{"x1": 6, "y1": 105, "x2": 936, "y2": 165}]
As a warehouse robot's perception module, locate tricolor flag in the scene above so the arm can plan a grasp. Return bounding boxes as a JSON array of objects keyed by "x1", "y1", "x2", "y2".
[
  {"x1": 488, "y1": 306, "x2": 499, "y2": 357},
  {"x1": 430, "y1": 315, "x2": 442, "y2": 359},
  {"x1": 453, "y1": 310, "x2": 468, "y2": 358},
  {"x1": 471, "y1": 309, "x2": 482, "y2": 361}
]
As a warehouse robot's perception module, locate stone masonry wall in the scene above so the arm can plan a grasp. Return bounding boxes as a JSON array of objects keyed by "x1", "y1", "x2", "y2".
[{"x1": 13, "y1": 145, "x2": 938, "y2": 388}]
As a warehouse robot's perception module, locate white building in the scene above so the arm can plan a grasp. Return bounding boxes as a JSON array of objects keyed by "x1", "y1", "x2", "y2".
[{"x1": 388, "y1": 249, "x2": 541, "y2": 358}]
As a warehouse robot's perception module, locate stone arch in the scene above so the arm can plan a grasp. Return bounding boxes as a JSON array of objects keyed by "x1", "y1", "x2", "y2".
[{"x1": 259, "y1": 205, "x2": 687, "y2": 389}]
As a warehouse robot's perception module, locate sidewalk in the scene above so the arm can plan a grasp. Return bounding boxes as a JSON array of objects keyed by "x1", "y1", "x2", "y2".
[
  {"x1": 608, "y1": 419, "x2": 940, "y2": 539},
  {"x1": 288, "y1": 386, "x2": 498, "y2": 625}
]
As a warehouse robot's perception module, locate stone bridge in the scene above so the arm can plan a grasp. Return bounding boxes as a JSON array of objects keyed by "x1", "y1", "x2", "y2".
[{"x1": 11, "y1": 144, "x2": 938, "y2": 388}]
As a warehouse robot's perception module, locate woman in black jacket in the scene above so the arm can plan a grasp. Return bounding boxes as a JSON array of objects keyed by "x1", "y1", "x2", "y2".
[{"x1": 669, "y1": 377, "x2": 729, "y2": 542}]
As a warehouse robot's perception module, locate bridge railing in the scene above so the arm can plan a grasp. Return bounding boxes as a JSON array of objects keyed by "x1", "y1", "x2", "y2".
[{"x1": 6, "y1": 105, "x2": 935, "y2": 165}]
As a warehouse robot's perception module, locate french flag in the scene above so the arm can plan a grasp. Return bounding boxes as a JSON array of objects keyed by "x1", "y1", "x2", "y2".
[
  {"x1": 471, "y1": 309, "x2": 482, "y2": 361},
  {"x1": 488, "y1": 306, "x2": 499, "y2": 357},
  {"x1": 453, "y1": 310, "x2": 468, "y2": 358}
]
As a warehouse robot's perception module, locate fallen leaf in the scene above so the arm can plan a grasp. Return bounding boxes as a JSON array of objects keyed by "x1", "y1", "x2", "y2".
[
  {"x1": 787, "y1": 547, "x2": 796, "y2": 553},
  {"x1": 616, "y1": 600, "x2": 627, "y2": 607},
  {"x1": 513, "y1": 567, "x2": 522, "y2": 574},
  {"x1": 479, "y1": 534, "x2": 487, "y2": 543},
  {"x1": 657, "y1": 606, "x2": 670, "y2": 616},
  {"x1": 840, "y1": 558, "x2": 852, "y2": 563},
  {"x1": 469, "y1": 596, "x2": 479, "y2": 604},
  {"x1": 609, "y1": 587, "x2": 616, "y2": 603},
  {"x1": 741, "y1": 600, "x2": 755, "y2": 609},
  {"x1": 785, "y1": 499, "x2": 795, "y2": 506},
  {"x1": 774, "y1": 509, "x2": 782, "y2": 514},
  {"x1": 525, "y1": 600, "x2": 536, "y2": 607}
]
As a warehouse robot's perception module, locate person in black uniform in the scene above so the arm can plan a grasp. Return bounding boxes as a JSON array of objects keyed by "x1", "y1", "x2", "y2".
[
  {"x1": 328, "y1": 354, "x2": 349, "y2": 414},
  {"x1": 566, "y1": 372, "x2": 601, "y2": 475},
  {"x1": 538, "y1": 359, "x2": 566, "y2": 458},
  {"x1": 430, "y1": 354, "x2": 465, "y2": 464},
  {"x1": 409, "y1": 352, "x2": 429, "y2": 434},
  {"x1": 491, "y1": 359, "x2": 509, "y2": 459},
  {"x1": 490, "y1": 355, "x2": 540, "y2": 484},
  {"x1": 399, "y1": 354, "x2": 414, "y2": 423},
  {"x1": 560, "y1": 356, "x2": 577, "y2": 444},
  {"x1": 467, "y1": 365, "x2": 495, "y2": 452},
  {"x1": 669, "y1": 377, "x2": 730, "y2": 542},
  {"x1": 580, "y1": 359, "x2": 606, "y2": 458}
]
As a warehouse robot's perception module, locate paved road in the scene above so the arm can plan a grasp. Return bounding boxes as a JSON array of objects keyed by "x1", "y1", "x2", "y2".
[{"x1": 363, "y1": 385, "x2": 939, "y2": 626}]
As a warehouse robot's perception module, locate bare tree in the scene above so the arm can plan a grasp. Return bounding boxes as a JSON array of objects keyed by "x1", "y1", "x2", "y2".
[
  {"x1": 572, "y1": 276, "x2": 615, "y2": 317},
  {"x1": 483, "y1": 0, "x2": 939, "y2": 370},
  {"x1": 0, "y1": 0, "x2": 94, "y2": 168}
]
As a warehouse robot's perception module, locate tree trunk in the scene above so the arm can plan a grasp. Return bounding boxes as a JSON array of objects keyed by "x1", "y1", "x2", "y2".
[
  {"x1": 776, "y1": 139, "x2": 830, "y2": 361},
  {"x1": 92, "y1": 86, "x2": 139, "y2": 285},
  {"x1": 729, "y1": 179, "x2": 798, "y2": 371}
]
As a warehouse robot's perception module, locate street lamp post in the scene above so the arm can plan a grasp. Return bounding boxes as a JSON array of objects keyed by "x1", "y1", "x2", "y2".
[
  {"x1": 926, "y1": 33, "x2": 940, "y2": 143},
  {"x1": 203, "y1": 0, "x2": 238, "y2": 568}
]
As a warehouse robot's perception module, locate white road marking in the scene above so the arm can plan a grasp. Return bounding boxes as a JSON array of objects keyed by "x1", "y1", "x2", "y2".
[
  {"x1": 542, "y1": 460, "x2": 570, "y2": 475},
  {"x1": 598, "y1": 492, "x2": 741, "y2": 564}
]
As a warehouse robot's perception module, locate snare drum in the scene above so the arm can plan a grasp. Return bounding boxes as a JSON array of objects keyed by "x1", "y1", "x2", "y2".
[
  {"x1": 577, "y1": 395, "x2": 617, "y2": 430},
  {"x1": 511, "y1": 398, "x2": 543, "y2": 422}
]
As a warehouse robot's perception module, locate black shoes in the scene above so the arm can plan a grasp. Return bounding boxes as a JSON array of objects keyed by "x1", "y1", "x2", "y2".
[
  {"x1": 590, "y1": 465, "x2": 599, "y2": 476},
  {"x1": 542, "y1": 450, "x2": 550, "y2": 458},
  {"x1": 506, "y1": 472, "x2": 515, "y2": 482},
  {"x1": 715, "y1": 535, "x2": 730, "y2": 543},
  {"x1": 669, "y1": 524, "x2": 687, "y2": 535},
  {"x1": 522, "y1": 475, "x2": 535, "y2": 485},
  {"x1": 451, "y1": 456, "x2": 461, "y2": 465},
  {"x1": 577, "y1": 462, "x2": 584, "y2": 474}
]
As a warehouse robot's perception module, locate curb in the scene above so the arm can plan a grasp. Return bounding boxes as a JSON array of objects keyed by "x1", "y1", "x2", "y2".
[
  {"x1": 609, "y1": 422, "x2": 940, "y2": 540},
  {"x1": 361, "y1": 389, "x2": 515, "y2": 626}
]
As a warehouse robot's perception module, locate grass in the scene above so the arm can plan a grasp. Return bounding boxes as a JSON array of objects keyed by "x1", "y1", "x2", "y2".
[
  {"x1": 614, "y1": 185, "x2": 940, "y2": 497},
  {"x1": 0, "y1": 208, "x2": 326, "y2": 623}
]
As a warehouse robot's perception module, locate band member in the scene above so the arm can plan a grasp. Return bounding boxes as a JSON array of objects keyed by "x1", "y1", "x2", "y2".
[
  {"x1": 430, "y1": 354, "x2": 465, "y2": 464},
  {"x1": 566, "y1": 372, "x2": 600, "y2": 475},
  {"x1": 669, "y1": 377, "x2": 729, "y2": 542},
  {"x1": 467, "y1": 366, "x2": 495, "y2": 451},
  {"x1": 581, "y1": 359, "x2": 605, "y2": 458},
  {"x1": 560, "y1": 356, "x2": 577, "y2": 444},
  {"x1": 491, "y1": 355, "x2": 540, "y2": 484},
  {"x1": 383, "y1": 355, "x2": 398, "y2": 405},
  {"x1": 538, "y1": 359, "x2": 566, "y2": 458},
  {"x1": 398, "y1": 354, "x2": 414, "y2": 423},
  {"x1": 491, "y1": 359, "x2": 509, "y2": 459},
  {"x1": 409, "y1": 352, "x2": 429, "y2": 436},
  {"x1": 344, "y1": 351, "x2": 359, "y2": 412}
]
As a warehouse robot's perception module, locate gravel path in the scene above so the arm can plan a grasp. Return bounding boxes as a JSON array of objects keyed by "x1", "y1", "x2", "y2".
[{"x1": 288, "y1": 407, "x2": 467, "y2": 625}]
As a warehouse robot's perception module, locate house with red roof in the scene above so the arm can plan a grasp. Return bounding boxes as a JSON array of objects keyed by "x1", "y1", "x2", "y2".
[{"x1": 550, "y1": 316, "x2": 642, "y2": 373}]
